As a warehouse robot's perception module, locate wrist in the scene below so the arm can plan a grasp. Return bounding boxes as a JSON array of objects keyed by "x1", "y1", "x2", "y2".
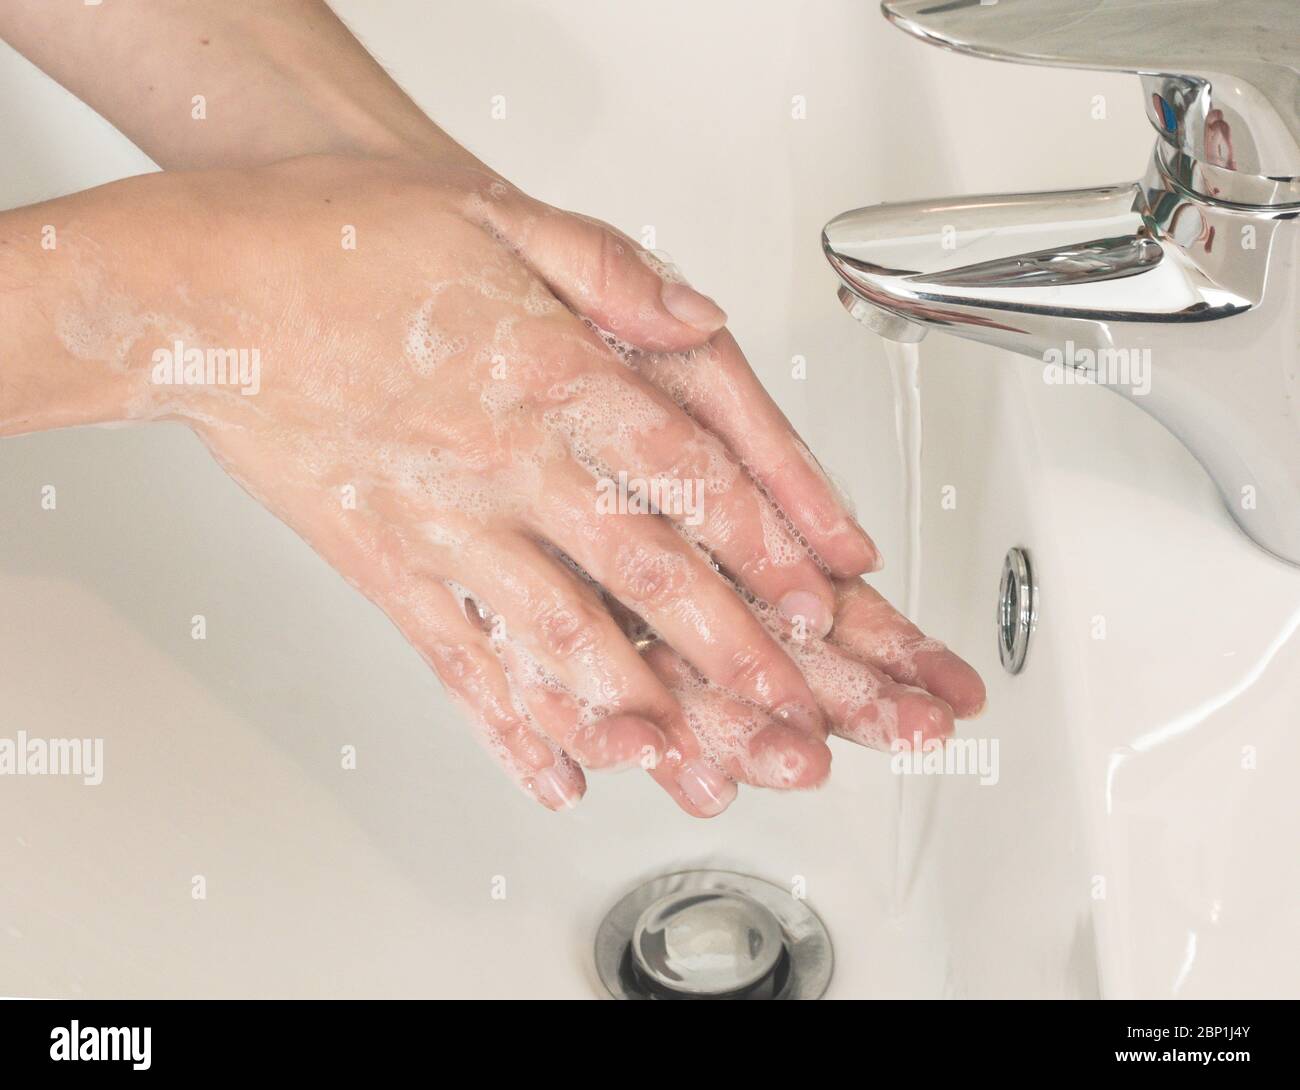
[{"x1": 0, "y1": 191, "x2": 173, "y2": 437}]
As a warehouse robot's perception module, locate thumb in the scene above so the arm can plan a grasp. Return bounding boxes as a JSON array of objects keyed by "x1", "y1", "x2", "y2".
[{"x1": 501, "y1": 202, "x2": 728, "y2": 352}]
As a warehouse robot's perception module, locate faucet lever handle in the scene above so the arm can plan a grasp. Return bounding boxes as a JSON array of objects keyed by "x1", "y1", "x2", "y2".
[{"x1": 882, "y1": 0, "x2": 1300, "y2": 180}]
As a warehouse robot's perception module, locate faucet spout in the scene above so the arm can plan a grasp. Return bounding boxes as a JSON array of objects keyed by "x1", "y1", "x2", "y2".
[
  {"x1": 824, "y1": 179, "x2": 1252, "y2": 356},
  {"x1": 824, "y1": 154, "x2": 1300, "y2": 565}
]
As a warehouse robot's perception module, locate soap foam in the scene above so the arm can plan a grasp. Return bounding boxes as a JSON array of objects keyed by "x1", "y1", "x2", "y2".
[
  {"x1": 443, "y1": 576, "x2": 629, "y2": 750},
  {"x1": 404, "y1": 296, "x2": 467, "y2": 376},
  {"x1": 541, "y1": 371, "x2": 670, "y2": 471}
]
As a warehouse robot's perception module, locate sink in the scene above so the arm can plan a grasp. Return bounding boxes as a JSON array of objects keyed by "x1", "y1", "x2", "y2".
[{"x1": 1, "y1": 0, "x2": 1295, "y2": 1000}]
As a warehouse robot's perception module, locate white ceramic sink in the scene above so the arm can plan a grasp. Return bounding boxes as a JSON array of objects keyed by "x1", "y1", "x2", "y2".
[
  {"x1": 1, "y1": 0, "x2": 1295, "y2": 1000},
  {"x1": 902, "y1": 338, "x2": 1300, "y2": 999},
  {"x1": 4, "y1": 336, "x2": 1294, "y2": 1000}
]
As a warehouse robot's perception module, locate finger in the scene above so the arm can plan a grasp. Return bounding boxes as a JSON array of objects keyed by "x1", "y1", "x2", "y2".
[
  {"x1": 643, "y1": 643, "x2": 831, "y2": 790},
  {"x1": 634, "y1": 330, "x2": 881, "y2": 577},
  {"x1": 529, "y1": 460, "x2": 829, "y2": 741},
  {"x1": 374, "y1": 574, "x2": 588, "y2": 811},
  {"x1": 242, "y1": 483, "x2": 589, "y2": 812},
  {"x1": 791, "y1": 630, "x2": 955, "y2": 751},
  {"x1": 832, "y1": 578, "x2": 987, "y2": 719},
  {"x1": 495, "y1": 638, "x2": 666, "y2": 770},
  {"x1": 473, "y1": 189, "x2": 727, "y2": 351},
  {"x1": 440, "y1": 530, "x2": 733, "y2": 817},
  {"x1": 747, "y1": 599, "x2": 957, "y2": 750},
  {"x1": 541, "y1": 363, "x2": 839, "y2": 635}
]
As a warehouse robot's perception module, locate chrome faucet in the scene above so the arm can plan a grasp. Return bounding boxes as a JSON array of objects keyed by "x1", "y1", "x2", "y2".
[{"x1": 825, "y1": 0, "x2": 1300, "y2": 565}]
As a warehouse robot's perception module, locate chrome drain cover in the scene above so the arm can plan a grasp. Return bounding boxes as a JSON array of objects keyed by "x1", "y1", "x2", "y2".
[
  {"x1": 594, "y1": 870, "x2": 832, "y2": 1000},
  {"x1": 998, "y1": 546, "x2": 1037, "y2": 674},
  {"x1": 632, "y1": 890, "x2": 785, "y2": 996}
]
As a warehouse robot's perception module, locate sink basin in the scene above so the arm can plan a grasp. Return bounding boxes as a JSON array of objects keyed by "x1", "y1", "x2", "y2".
[{"x1": 4, "y1": 335, "x2": 1294, "y2": 998}]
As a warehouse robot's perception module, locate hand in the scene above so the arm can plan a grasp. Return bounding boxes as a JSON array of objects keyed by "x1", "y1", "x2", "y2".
[{"x1": 3, "y1": 154, "x2": 983, "y2": 816}]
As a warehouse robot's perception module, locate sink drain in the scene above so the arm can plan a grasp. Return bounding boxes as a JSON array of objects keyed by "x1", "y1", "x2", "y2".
[
  {"x1": 998, "y1": 547, "x2": 1037, "y2": 674},
  {"x1": 594, "y1": 870, "x2": 832, "y2": 1000}
]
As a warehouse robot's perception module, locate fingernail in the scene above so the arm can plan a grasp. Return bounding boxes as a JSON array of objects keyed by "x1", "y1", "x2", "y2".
[
  {"x1": 778, "y1": 590, "x2": 834, "y2": 638},
  {"x1": 773, "y1": 700, "x2": 825, "y2": 738},
  {"x1": 661, "y1": 282, "x2": 727, "y2": 333},
  {"x1": 676, "y1": 759, "x2": 737, "y2": 816},
  {"x1": 531, "y1": 765, "x2": 582, "y2": 811}
]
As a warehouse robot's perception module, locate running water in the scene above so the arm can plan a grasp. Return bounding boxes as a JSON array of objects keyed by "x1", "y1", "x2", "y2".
[
  {"x1": 884, "y1": 340, "x2": 923, "y2": 619},
  {"x1": 882, "y1": 339, "x2": 924, "y2": 915}
]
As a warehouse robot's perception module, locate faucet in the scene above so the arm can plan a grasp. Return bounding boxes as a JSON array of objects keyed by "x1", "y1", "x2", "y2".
[{"x1": 824, "y1": 0, "x2": 1300, "y2": 565}]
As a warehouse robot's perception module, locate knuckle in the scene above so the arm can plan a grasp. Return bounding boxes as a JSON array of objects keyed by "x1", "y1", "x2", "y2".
[
  {"x1": 533, "y1": 597, "x2": 606, "y2": 659},
  {"x1": 611, "y1": 539, "x2": 694, "y2": 604},
  {"x1": 428, "y1": 642, "x2": 479, "y2": 685},
  {"x1": 719, "y1": 644, "x2": 776, "y2": 701},
  {"x1": 425, "y1": 645, "x2": 513, "y2": 731}
]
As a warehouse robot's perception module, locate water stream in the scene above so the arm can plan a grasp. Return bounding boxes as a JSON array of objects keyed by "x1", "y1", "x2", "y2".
[
  {"x1": 884, "y1": 341, "x2": 923, "y2": 619},
  {"x1": 882, "y1": 339, "x2": 923, "y2": 915}
]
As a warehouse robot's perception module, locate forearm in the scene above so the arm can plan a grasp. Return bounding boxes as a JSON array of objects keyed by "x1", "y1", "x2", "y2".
[
  {"x1": 0, "y1": 181, "x2": 188, "y2": 437},
  {"x1": 0, "y1": 0, "x2": 475, "y2": 170}
]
